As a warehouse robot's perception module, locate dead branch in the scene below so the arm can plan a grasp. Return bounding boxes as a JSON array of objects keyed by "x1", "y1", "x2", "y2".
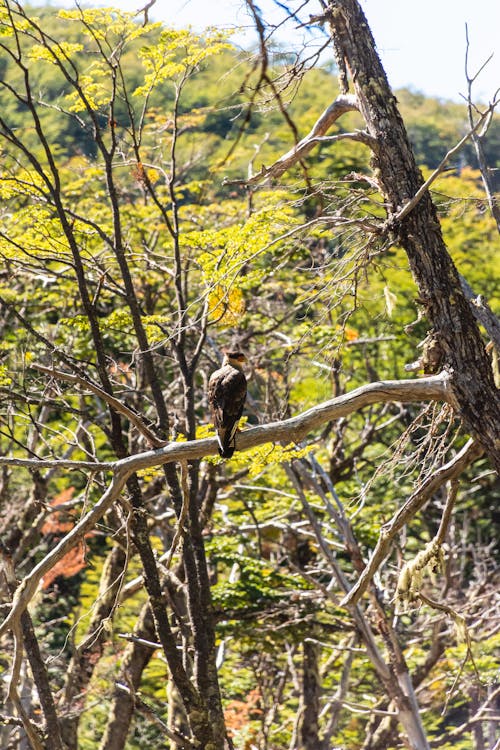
[
  {"x1": 459, "y1": 276, "x2": 500, "y2": 351},
  {"x1": 0, "y1": 372, "x2": 451, "y2": 638},
  {"x1": 114, "y1": 683, "x2": 195, "y2": 748},
  {"x1": 33, "y1": 364, "x2": 165, "y2": 448},
  {"x1": 224, "y1": 94, "x2": 360, "y2": 186},
  {"x1": 0, "y1": 467, "x2": 132, "y2": 638},
  {"x1": 391, "y1": 99, "x2": 499, "y2": 224},
  {"x1": 341, "y1": 438, "x2": 484, "y2": 608},
  {"x1": 0, "y1": 372, "x2": 452, "y2": 475},
  {"x1": 395, "y1": 479, "x2": 459, "y2": 611},
  {"x1": 464, "y1": 24, "x2": 500, "y2": 233},
  {"x1": 429, "y1": 684, "x2": 500, "y2": 747}
]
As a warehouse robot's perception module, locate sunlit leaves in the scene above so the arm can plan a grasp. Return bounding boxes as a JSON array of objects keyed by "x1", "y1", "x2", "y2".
[
  {"x1": 134, "y1": 26, "x2": 233, "y2": 97},
  {"x1": 228, "y1": 440, "x2": 311, "y2": 479},
  {"x1": 208, "y1": 284, "x2": 246, "y2": 327},
  {"x1": 0, "y1": 364, "x2": 12, "y2": 387},
  {"x1": 0, "y1": 3, "x2": 32, "y2": 35},
  {"x1": 191, "y1": 197, "x2": 299, "y2": 328},
  {"x1": 58, "y1": 7, "x2": 156, "y2": 44},
  {"x1": 27, "y1": 41, "x2": 83, "y2": 64},
  {"x1": 65, "y1": 66, "x2": 111, "y2": 112}
]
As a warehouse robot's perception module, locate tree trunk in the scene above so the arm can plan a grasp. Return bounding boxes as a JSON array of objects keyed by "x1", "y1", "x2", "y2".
[
  {"x1": 61, "y1": 543, "x2": 127, "y2": 749},
  {"x1": 99, "y1": 603, "x2": 156, "y2": 750},
  {"x1": 301, "y1": 639, "x2": 322, "y2": 750},
  {"x1": 327, "y1": 0, "x2": 500, "y2": 473}
]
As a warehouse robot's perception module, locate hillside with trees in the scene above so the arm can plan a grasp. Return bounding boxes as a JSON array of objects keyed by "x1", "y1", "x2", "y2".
[{"x1": 0, "y1": 2, "x2": 498, "y2": 749}]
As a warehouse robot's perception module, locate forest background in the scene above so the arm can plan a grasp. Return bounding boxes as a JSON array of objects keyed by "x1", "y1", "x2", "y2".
[{"x1": 0, "y1": 2, "x2": 498, "y2": 749}]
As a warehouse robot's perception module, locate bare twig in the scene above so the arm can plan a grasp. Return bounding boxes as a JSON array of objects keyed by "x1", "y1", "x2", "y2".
[
  {"x1": 459, "y1": 276, "x2": 500, "y2": 351},
  {"x1": 33, "y1": 363, "x2": 165, "y2": 449},
  {"x1": 390, "y1": 99, "x2": 499, "y2": 224},
  {"x1": 341, "y1": 438, "x2": 483, "y2": 607},
  {"x1": 115, "y1": 682, "x2": 195, "y2": 748},
  {"x1": 165, "y1": 460, "x2": 190, "y2": 568},
  {"x1": 464, "y1": 23, "x2": 500, "y2": 233},
  {"x1": 0, "y1": 466, "x2": 132, "y2": 638},
  {"x1": 1, "y1": 553, "x2": 45, "y2": 749},
  {"x1": 429, "y1": 684, "x2": 500, "y2": 746}
]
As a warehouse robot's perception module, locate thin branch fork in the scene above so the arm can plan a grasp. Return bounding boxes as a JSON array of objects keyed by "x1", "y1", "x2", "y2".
[
  {"x1": 390, "y1": 97, "x2": 499, "y2": 225},
  {"x1": 0, "y1": 372, "x2": 451, "y2": 638},
  {"x1": 429, "y1": 684, "x2": 500, "y2": 746},
  {"x1": 115, "y1": 683, "x2": 195, "y2": 748}
]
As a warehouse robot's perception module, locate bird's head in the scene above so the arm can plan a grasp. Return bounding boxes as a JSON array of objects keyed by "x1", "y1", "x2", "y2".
[{"x1": 223, "y1": 350, "x2": 247, "y2": 369}]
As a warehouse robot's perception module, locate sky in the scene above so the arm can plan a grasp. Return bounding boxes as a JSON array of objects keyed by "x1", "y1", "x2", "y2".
[{"x1": 58, "y1": 0, "x2": 500, "y2": 102}]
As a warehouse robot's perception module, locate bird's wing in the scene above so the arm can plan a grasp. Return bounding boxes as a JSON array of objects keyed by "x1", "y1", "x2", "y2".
[{"x1": 208, "y1": 366, "x2": 247, "y2": 430}]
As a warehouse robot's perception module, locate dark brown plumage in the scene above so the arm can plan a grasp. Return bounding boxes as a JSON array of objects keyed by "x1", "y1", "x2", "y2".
[{"x1": 208, "y1": 351, "x2": 247, "y2": 458}]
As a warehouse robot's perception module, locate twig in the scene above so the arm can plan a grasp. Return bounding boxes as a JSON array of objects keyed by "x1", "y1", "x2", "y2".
[
  {"x1": 390, "y1": 99, "x2": 499, "y2": 224},
  {"x1": 429, "y1": 684, "x2": 500, "y2": 746},
  {"x1": 33, "y1": 364, "x2": 165, "y2": 448},
  {"x1": 341, "y1": 438, "x2": 483, "y2": 607},
  {"x1": 1, "y1": 553, "x2": 45, "y2": 749},
  {"x1": 464, "y1": 24, "x2": 500, "y2": 232},
  {"x1": 115, "y1": 682, "x2": 194, "y2": 748},
  {"x1": 0, "y1": 466, "x2": 132, "y2": 638},
  {"x1": 165, "y1": 460, "x2": 190, "y2": 568},
  {"x1": 395, "y1": 480, "x2": 460, "y2": 611},
  {"x1": 459, "y1": 275, "x2": 500, "y2": 351}
]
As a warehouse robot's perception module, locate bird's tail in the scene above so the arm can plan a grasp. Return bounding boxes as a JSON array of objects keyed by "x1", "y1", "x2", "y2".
[{"x1": 217, "y1": 428, "x2": 236, "y2": 458}]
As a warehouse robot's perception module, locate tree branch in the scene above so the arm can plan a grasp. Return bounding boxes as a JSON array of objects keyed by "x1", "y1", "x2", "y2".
[
  {"x1": 390, "y1": 99, "x2": 499, "y2": 224},
  {"x1": 464, "y1": 24, "x2": 500, "y2": 233},
  {"x1": 341, "y1": 437, "x2": 484, "y2": 608},
  {"x1": 0, "y1": 372, "x2": 451, "y2": 475},
  {"x1": 224, "y1": 94, "x2": 360, "y2": 186},
  {"x1": 459, "y1": 275, "x2": 500, "y2": 351},
  {"x1": 0, "y1": 372, "x2": 451, "y2": 637},
  {"x1": 32, "y1": 364, "x2": 166, "y2": 448},
  {"x1": 0, "y1": 466, "x2": 132, "y2": 638}
]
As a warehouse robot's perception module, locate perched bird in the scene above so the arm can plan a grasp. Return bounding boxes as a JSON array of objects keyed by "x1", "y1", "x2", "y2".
[{"x1": 208, "y1": 350, "x2": 247, "y2": 458}]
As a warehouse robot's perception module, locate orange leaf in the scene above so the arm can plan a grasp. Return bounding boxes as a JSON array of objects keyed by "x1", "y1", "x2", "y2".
[{"x1": 41, "y1": 542, "x2": 87, "y2": 589}]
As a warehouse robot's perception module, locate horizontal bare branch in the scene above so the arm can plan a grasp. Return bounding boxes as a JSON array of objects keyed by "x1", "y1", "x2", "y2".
[
  {"x1": 0, "y1": 372, "x2": 451, "y2": 637},
  {"x1": 0, "y1": 372, "x2": 452, "y2": 474},
  {"x1": 125, "y1": 371, "x2": 452, "y2": 472}
]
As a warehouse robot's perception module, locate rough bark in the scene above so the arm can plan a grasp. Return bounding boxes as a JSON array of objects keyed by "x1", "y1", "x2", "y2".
[
  {"x1": 128, "y1": 493, "x2": 213, "y2": 748},
  {"x1": 326, "y1": 0, "x2": 500, "y2": 473},
  {"x1": 301, "y1": 640, "x2": 322, "y2": 750},
  {"x1": 20, "y1": 610, "x2": 65, "y2": 750}
]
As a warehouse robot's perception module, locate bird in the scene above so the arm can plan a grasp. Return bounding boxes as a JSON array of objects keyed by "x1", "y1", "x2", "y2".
[{"x1": 208, "y1": 350, "x2": 247, "y2": 458}]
